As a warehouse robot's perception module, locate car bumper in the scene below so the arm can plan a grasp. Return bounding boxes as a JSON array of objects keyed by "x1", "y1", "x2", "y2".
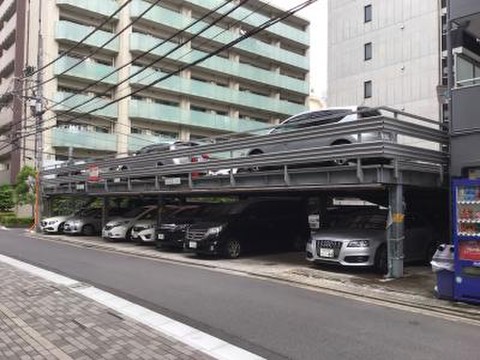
[
  {"x1": 102, "y1": 227, "x2": 128, "y2": 240},
  {"x1": 131, "y1": 229, "x2": 155, "y2": 243},
  {"x1": 184, "y1": 239, "x2": 220, "y2": 255},
  {"x1": 42, "y1": 225, "x2": 61, "y2": 233},
  {"x1": 156, "y1": 231, "x2": 185, "y2": 249},
  {"x1": 63, "y1": 226, "x2": 83, "y2": 234},
  {"x1": 306, "y1": 241, "x2": 374, "y2": 267}
]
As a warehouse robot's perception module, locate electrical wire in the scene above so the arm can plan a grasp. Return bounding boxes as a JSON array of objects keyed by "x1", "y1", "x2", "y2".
[
  {"x1": 14, "y1": 0, "x2": 238, "y2": 135},
  {"x1": 4, "y1": 0, "x2": 315, "y2": 155},
  {"x1": 23, "y1": 0, "x2": 132, "y2": 80},
  {"x1": 20, "y1": 0, "x2": 163, "y2": 94}
]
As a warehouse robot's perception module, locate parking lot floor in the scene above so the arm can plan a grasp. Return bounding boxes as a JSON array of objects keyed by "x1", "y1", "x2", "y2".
[
  {"x1": 29, "y1": 232, "x2": 480, "y2": 322},
  {"x1": 0, "y1": 260, "x2": 217, "y2": 360}
]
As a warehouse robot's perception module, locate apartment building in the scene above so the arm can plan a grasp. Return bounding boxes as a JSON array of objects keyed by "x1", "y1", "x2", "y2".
[
  {"x1": 328, "y1": 0, "x2": 444, "y2": 121},
  {"x1": 0, "y1": 0, "x2": 311, "y2": 184}
]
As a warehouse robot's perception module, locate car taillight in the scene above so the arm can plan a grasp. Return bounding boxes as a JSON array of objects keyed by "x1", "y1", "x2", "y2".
[{"x1": 201, "y1": 154, "x2": 209, "y2": 160}]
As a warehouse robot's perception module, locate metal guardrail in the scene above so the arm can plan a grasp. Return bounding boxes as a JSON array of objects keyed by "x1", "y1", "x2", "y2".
[{"x1": 41, "y1": 109, "x2": 449, "y2": 193}]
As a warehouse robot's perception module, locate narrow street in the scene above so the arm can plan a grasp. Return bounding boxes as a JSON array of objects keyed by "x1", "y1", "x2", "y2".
[{"x1": 0, "y1": 229, "x2": 478, "y2": 360}]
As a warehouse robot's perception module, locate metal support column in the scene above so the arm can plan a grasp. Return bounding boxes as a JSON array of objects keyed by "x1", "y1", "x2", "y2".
[
  {"x1": 387, "y1": 184, "x2": 405, "y2": 278},
  {"x1": 156, "y1": 196, "x2": 164, "y2": 230},
  {"x1": 101, "y1": 197, "x2": 109, "y2": 232}
]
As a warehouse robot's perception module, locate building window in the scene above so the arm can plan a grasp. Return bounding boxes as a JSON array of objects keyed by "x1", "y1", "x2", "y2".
[
  {"x1": 364, "y1": 81, "x2": 372, "y2": 98},
  {"x1": 364, "y1": 5, "x2": 372, "y2": 23},
  {"x1": 364, "y1": 42, "x2": 372, "y2": 61}
]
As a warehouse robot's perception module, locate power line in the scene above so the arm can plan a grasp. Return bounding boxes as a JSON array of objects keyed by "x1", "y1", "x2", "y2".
[
  {"x1": 32, "y1": 0, "x2": 240, "y2": 127},
  {"x1": 21, "y1": 0, "x2": 163, "y2": 94},
  {"x1": 13, "y1": 0, "x2": 238, "y2": 136},
  {"x1": 5, "y1": 0, "x2": 315, "y2": 155},
  {"x1": 23, "y1": 0, "x2": 132, "y2": 80}
]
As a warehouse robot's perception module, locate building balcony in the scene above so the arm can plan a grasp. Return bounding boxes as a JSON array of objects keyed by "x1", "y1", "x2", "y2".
[
  {"x1": 129, "y1": 33, "x2": 308, "y2": 95},
  {"x1": 0, "y1": 45, "x2": 15, "y2": 73},
  {"x1": 130, "y1": 66, "x2": 305, "y2": 116},
  {"x1": 130, "y1": 0, "x2": 308, "y2": 71},
  {"x1": 56, "y1": 21, "x2": 119, "y2": 54},
  {"x1": 0, "y1": 0, "x2": 15, "y2": 23},
  {"x1": 54, "y1": 56, "x2": 118, "y2": 85},
  {"x1": 0, "y1": 13, "x2": 16, "y2": 48},
  {"x1": 51, "y1": 127, "x2": 117, "y2": 152},
  {"x1": 186, "y1": 0, "x2": 309, "y2": 47},
  {"x1": 52, "y1": 92, "x2": 118, "y2": 118},
  {"x1": 129, "y1": 100, "x2": 267, "y2": 133},
  {"x1": 0, "y1": 108, "x2": 13, "y2": 129},
  {"x1": 56, "y1": 0, "x2": 119, "y2": 19}
]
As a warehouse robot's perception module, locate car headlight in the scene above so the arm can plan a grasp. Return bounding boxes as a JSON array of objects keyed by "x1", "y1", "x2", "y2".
[
  {"x1": 347, "y1": 240, "x2": 370, "y2": 248},
  {"x1": 174, "y1": 224, "x2": 189, "y2": 231},
  {"x1": 48, "y1": 220, "x2": 59, "y2": 225},
  {"x1": 206, "y1": 226, "x2": 223, "y2": 237}
]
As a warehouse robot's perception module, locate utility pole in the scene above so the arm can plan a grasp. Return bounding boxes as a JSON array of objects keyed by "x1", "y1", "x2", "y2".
[{"x1": 33, "y1": 0, "x2": 44, "y2": 232}]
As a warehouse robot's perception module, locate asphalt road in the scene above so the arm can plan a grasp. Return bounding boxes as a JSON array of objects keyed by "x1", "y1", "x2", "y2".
[{"x1": 0, "y1": 229, "x2": 478, "y2": 360}]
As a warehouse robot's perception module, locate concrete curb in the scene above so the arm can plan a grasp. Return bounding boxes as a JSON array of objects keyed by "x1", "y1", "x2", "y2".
[{"x1": 27, "y1": 231, "x2": 480, "y2": 324}]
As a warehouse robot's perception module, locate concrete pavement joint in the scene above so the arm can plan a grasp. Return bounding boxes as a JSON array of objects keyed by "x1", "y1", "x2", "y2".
[{"x1": 0, "y1": 253, "x2": 265, "y2": 360}]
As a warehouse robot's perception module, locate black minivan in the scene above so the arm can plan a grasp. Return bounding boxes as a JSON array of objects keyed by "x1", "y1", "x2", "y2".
[{"x1": 184, "y1": 198, "x2": 310, "y2": 258}]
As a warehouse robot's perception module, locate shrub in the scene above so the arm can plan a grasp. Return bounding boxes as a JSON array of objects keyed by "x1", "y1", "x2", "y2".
[{"x1": 0, "y1": 216, "x2": 33, "y2": 227}]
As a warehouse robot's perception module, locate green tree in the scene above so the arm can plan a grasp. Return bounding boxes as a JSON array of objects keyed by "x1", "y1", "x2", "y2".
[
  {"x1": 0, "y1": 184, "x2": 14, "y2": 212},
  {"x1": 14, "y1": 165, "x2": 36, "y2": 208}
]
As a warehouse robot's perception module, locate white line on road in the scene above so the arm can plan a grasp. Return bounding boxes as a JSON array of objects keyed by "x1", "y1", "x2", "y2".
[{"x1": 0, "y1": 254, "x2": 264, "y2": 360}]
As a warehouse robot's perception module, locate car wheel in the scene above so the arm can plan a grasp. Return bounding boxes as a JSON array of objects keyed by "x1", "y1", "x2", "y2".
[
  {"x1": 374, "y1": 245, "x2": 388, "y2": 275},
  {"x1": 224, "y1": 238, "x2": 241, "y2": 259},
  {"x1": 82, "y1": 224, "x2": 94, "y2": 236},
  {"x1": 58, "y1": 222, "x2": 65, "y2": 233}
]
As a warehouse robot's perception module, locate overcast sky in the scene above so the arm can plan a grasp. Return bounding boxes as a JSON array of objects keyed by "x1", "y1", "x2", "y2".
[{"x1": 273, "y1": 0, "x2": 328, "y2": 100}]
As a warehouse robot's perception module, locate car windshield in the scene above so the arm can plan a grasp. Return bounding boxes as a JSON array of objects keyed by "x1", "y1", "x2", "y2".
[
  {"x1": 195, "y1": 203, "x2": 243, "y2": 221},
  {"x1": 270, "y1": 109, "x2": 353, "y2": 134},
  {"x1": 79, "y1": 208, "x2": 100, "y2": 217},
  {"x1": 340, "y1": 213, "x2": 387, "y2": 230},
  {"x1": 163, "y1": 206, "x2": 202, "y2": 222}
]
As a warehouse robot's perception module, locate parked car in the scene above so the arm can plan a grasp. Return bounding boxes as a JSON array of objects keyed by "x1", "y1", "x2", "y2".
[
  {"x1": 306, "y1": 209, "x2": 437, "y2": 274},
  {"x1": 63, "y1": 207, "x2": 125, "y2": 236},
  {"x1": 131, "y1": 205, "x2": 184, "y2": 243},
  {"x1": 240, "y1": 106, "x2": 386, "y2": 168},
  {"x1": 155, "y1": 205, "x2": 209, "y2": 250},
  {"x1": 40, "y1": 214, "x2": 73, "y2": 233},
  {"x1": 184, "y1": 198, "x2": 310, "y2": 258},
  {"x1": 102, "y1": 205, "x2": 157, "y2": 241}
]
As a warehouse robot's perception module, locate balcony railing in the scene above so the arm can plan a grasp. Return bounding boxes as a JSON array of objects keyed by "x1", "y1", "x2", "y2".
[
  {"x1": 52, "y1": 127, "x2": 117, "y2": 152},
  {"x1": 52, "y1": 92, "x2": 118, "y2": 118},
  {"x1": 56, "y1": 0, "x2": 119, "y2": 18},
  {"x1": 130, "y1": 0, "x2": 308, "y2": 70},
  {"x1": 129, "y1": 33, "x2": 308, "y2": 95},
  {"x1": 54, "y1": 57, "x2": 118, "y2": 85},
  {"x1": 129, "y1": 66, "x2": 305, "y2": 116},
  {"x1": 56, "y1": 21, "x2": 119, "y2": 53},
  {"x1": 129, "y1": 100, "x2": 268, "y2": 133}
]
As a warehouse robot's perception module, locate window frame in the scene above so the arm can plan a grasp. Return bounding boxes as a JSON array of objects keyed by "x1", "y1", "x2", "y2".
[
  {"x1": 364, "y1": 4, "x2": 372, "y2": 23},
  {"x1": 364, "y1": 42, "x2": 372, "y2": 61},
  {"x1": 364, "y1": 80, "x2": 373, "y2": 99}
]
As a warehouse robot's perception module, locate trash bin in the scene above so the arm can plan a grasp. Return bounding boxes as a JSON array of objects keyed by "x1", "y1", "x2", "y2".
[{"x1": 431, "y1": 244, "x2": 455, "y2": 300}]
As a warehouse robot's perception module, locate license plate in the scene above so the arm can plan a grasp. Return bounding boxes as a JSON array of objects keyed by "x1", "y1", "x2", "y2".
[
  {"x1": 189, "y1": 241, "x2": 197, "y2": 249},
  {"x1": 320, "y1": 248, "x2": 334, "y2": 258},
  {"x1": 165, "y1": 177, "x2": 181, "y2": 185},
  {"x1": 157, "y1": 233, "x2": 165, "y2": 240}
]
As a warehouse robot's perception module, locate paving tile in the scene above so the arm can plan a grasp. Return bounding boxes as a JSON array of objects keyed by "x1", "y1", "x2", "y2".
[{"x1": 0, "y1": 262, "x2": 215, "y2": 360}]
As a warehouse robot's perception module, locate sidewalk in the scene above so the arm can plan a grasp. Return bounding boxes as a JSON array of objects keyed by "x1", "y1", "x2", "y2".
[
  {"x1": 30, "y1": 232, "x2": 480, "y2": 323},
  {"x1": 0, "y1": 260, "x2": 216, "y2": 360}
]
